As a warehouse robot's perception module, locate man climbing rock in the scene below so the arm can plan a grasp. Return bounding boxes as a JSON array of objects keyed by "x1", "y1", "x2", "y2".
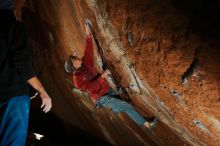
[{"x1": 65, "y1": 20, "x2": 157, "y2": 130}]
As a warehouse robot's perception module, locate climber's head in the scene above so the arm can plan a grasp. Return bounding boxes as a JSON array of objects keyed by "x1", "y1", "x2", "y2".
[{"x1": 65, "y1": 55, "x2": 82, "y2": 73}]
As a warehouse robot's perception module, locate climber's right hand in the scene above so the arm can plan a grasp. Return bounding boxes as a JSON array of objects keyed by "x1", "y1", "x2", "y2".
[{"x1": 85, "y1": 22, "x2": 92, "y2": 36}]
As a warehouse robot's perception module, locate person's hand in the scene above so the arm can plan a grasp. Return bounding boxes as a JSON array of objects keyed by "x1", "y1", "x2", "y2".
[
  {"x1": 38, "y1": 88, "x2": 52, "y2": 113},
  {"x1": 27, "y1": 77, "x2": 52, "y2": 113},
  {"x1": 85, "y1": 21, "x2": 92, "y2": 36},
  {"x1": 101, "y1": 69, "x2": 111, "y2": 79}
]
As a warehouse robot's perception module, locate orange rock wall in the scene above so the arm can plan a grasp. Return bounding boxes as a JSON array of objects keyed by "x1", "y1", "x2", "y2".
[{"x1": 15, "y1": 0, "x2": 220, "y2": 145}]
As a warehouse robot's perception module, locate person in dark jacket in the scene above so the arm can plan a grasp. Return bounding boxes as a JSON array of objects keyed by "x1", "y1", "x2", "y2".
[
  {"x1": 65, "y1": 21, "x2": 157, "y2": 130},
  {"x1": 0, "y1": 1, "x2": 52, "y2": 146}
]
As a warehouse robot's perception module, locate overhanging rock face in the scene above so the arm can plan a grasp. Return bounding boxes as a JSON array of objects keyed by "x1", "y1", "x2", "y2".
[{"x1": 16, "y1": 0, "x2": 220, "y2": 145}]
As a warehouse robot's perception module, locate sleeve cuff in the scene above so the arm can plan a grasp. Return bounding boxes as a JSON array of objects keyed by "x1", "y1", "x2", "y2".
[{"x1": 23, "y1": 70, "x2": 36, "y2": 81}]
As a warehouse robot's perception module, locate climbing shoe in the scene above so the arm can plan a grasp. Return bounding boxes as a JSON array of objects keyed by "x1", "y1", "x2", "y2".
[{"x1": 148, "y1": 117, "x2": 158, "y2": 132}]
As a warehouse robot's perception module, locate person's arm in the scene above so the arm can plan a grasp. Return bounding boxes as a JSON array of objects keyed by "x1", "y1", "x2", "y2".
[
  {"x1": 82, "y1": 22, "x2": 95, "y2": 70},
  {"x1": 73, "y1": 69, "x2": 110, "y2": 91},
  {"x1": 82, "y1": 35, "x2": 94, "y2": 70},
  {"x1": 8, "y1": 21, "x2": 52, "y2": 113},
  {"x1": 27, "y1": 77, "x2": 52, "y2": 113}
]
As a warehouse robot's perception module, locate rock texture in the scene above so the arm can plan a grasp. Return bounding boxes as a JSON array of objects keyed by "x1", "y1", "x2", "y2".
[{"x1": 15, "y1": 0, "x2": 220, "y2": 145}]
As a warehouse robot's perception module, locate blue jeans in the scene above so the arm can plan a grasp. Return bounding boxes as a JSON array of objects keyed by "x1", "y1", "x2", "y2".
[
  {"x1": 0, "y1": 95, "x2": 30, "y2": 146},
  {"x1": 96, "y1": 89, "x2": 145, "y2": 126}
]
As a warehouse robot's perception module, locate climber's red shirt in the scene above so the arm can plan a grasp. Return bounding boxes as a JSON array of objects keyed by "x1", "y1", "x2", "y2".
[{"x1": 73, "y1": 35, "x2": 110, "y2": 101}]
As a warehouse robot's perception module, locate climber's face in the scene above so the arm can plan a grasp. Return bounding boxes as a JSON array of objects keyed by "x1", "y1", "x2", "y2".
[{"x1": 71, "y1": 58, "x2": 82, "y2": 69}]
